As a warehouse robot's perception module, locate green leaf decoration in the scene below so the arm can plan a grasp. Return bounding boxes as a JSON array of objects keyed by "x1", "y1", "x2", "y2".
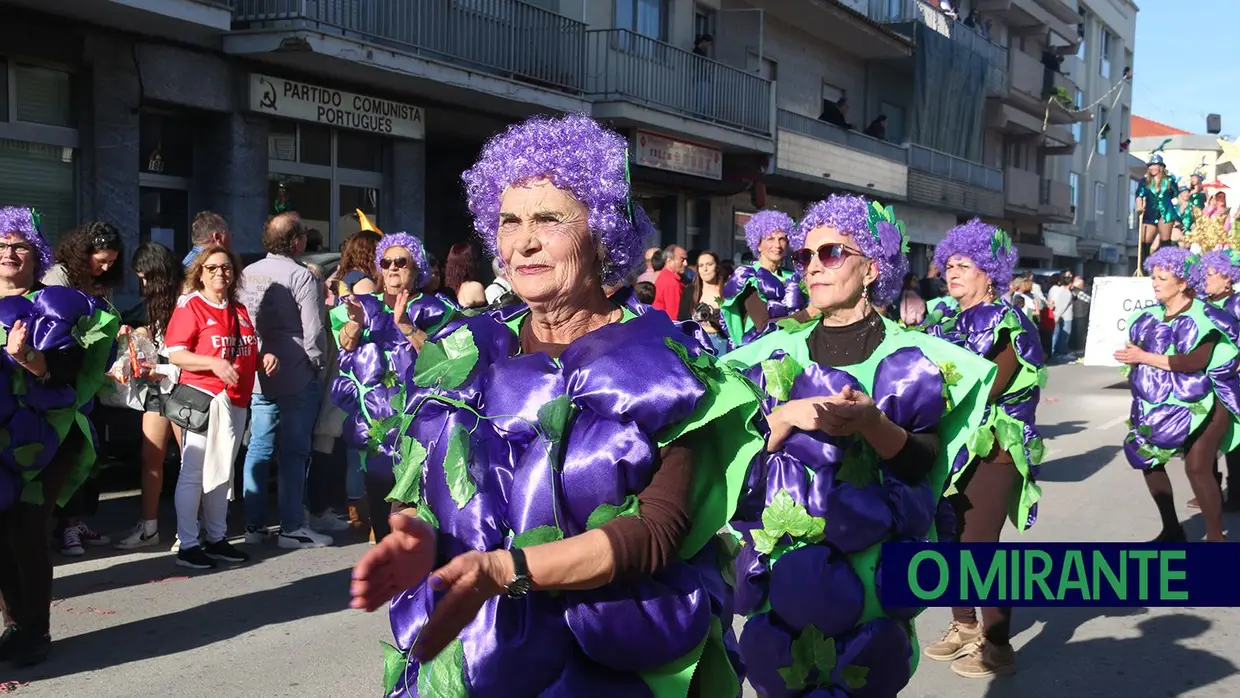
[
  {"x1": 537, "y1": 394, "x2": 573, "y2": 444},
  {"x1": 969, "y1": 426, "x2": 995, "y2": 459},
  {"x1": 750, "y1": 528, "x2": 779, "y2": 556},
  {"x1": 760, "y1": 489, "x2": 826, "y2": 551},
  {"x1": 777, "y1": 663, "x2": 810, "y2": 691},
  {"x1": 1036, "y1": 367, "x2": 1049, "y2": 389},
  {"x1": 367, "y1": 414, "x2": 402, "y2": 454},
  {"x1": 388, "y1": 385, "x2": 405, "y2": 411},
  {"x1": 995, "y1": 419, "x2": 1023, "y2": 452},
  {"x1": 416, "y1": 637, "x2": 467, "y2": 698},
  {"x1": 841, "y1": 664, "x2": 870, "y2": 689},
  {"x1": 416, "y1": 504, "x2": 439, "y2": 530},
  {"x1": 990, "y1": 228, "x2": 1013, "y2": 259},
  {"x1": 71, "y1": 314, "x2": 110, "y2": 348},
  {"x1": 13, "y1": 443, "x2": 43, "y2": 469},
  {"x1": 938, "y1": 361, "x2": 962, "y2": 388},
  {"x1": 783, "y1": 625, "x2": 837, "y2": 689},
  {"x1": 1120, "y1": 364, "x2": 1132, "y2": 378},
  {"x1": 837, "y1": 442, "x2": 877, "y2": 489},
  {"x1": 381, "y1": 641, "x2": 409, "y2": 696},
  {"x1": 20, "y1": 480, "x2": 42, "y2": 505},
  {"x1": 443, "y1": 426, "x2": 475, "y2": 509},
  {"x1": 387, "y1": 437, "x2": 428, "y2": 505},
  {"x1": 1187, "y1": 401, "x2": 1209, "y2": 416},
  {"x1": 662, "y1": 336, "x2": 715, "y2": 383},
  {"x1": 511, "y1": 524, "x2": 564, "y2": 549},
  {"x1": 1027, "y1": 436, "x2": 1046, "y2": 465},
  {"x1": 586, "y1": 494, "x2": 641, "y2": 530},
  {"x1": 383, "y1": 370, "x2": 401, "y2": 391},
  {"x1": 760, "y1": 355, "x2": 804, "y2": 402},
  {"x1": 1137, "y1": 424, "x2": 1153, "y2": 438},
  {"x1": 413, "y1": 326, "x2": 479, "y2": 390}
]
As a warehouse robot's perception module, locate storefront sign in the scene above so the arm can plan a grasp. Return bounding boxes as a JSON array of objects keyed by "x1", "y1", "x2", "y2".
[
  {"x1": 632, "y1": 131, "x2": 722, "y2": 180},
  {"x1": 1083, "y1": 276, "x2": 1157, "y2": 367},
  {"x1": 249, "y1": 75, "x2": 424, "y2": 139},
  {"x1": 1042, "y1": 231, "x2": 1078, "y2": 258}
]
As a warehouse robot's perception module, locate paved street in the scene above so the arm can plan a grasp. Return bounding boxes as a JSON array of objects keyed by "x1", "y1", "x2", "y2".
[{"x1": 3, "y1": 364, "x2": 1239, "y2": 696}]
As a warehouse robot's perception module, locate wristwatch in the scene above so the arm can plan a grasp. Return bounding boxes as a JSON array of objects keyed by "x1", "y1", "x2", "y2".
[{"x1": 505, "y1": 547, "x2": 533, "y2": 598}]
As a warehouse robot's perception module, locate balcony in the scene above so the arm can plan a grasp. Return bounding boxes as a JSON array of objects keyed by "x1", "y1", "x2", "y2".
[
  {"x1": 909, "y1": 145, "x2": 1003, "y2": 191},
  {"x1": 1038, "y1": 178, "x2": 1073, "y2": 222},
  {"x1": 774, "y1": 110, "x2": 908, "y2": 199},
  {"x1": 585, "y1": 29, "x2": 773, "y2": 139},
  {"x1": 1005, "y1": 167, "x2": 1040, "y2": 211},
  {"x1": 866, "y1": 0, "x2": 1008, "y2": 93},
  {"x1": 977, "y1": 0, "x2": 1077, "y2": 47},
  {"x1": 5, "y1": 0, "x2": 232, "y2": 36},
  {"x1": 227, "y1": 0, "x2": 588, "y2": 108}
]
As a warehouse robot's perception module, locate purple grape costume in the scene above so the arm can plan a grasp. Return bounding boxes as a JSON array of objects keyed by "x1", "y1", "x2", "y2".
[
  {"x1": 1123, "y1": 248, "x2": 1240, "y2": 469},
  {"x1": 329, "y1": 233, "x2": 456, "y2": 477},
  {"x1": 923, "y1": 221, "x2": 1046, "y2": 530},
  {"x1": 721, "y1": 211, "x2": 805, "y2": 347},
  {"x1": 377, "y1": 114, "x2": 766, "y2": 697},
  {"x1": 721, "y1": 197, "x2": 996, "y2": 697},
  {"x1": 1197, "y1": 250, "x2": 1240, "y2": 320},
  {"x1": 0, "y1": 207, "x2": 119, "y2": 512}
]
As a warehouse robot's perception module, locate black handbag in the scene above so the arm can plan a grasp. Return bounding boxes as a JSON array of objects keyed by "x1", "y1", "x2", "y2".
[{"x1": 164, "y1": 304, "x2": 242, "y2": 434}]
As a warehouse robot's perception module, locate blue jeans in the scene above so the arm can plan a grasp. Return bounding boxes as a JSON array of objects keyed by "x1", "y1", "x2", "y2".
[
  {"x1": 1052, "y1": 318, "x2": 1073, "y2": 358},
  {"x1": 243, "y1": 380, "x2": 319, "y2": 532}
]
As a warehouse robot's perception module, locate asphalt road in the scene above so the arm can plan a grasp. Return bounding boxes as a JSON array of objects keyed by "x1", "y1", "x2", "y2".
[{"x1": 4, "y1": 365, "x2": 1239, "y2": 697}]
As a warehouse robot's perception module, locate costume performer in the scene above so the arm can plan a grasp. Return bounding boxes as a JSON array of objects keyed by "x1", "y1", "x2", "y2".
[
  {"x1": 1136, "y1": 152, "x2": 1180, "y2": 258},
  {"x1": 723, "y1": 195, "x2": 995, "y2": 697},
  {"x1": 720, "y1": 210, "x2": 805, "y2": 347},
  {"x1": 1116, "y1": 247, "x2": 1240, "y2": 543},
  {"x1": 0, "y1": 206, "x2": 118, "y2": 665},
  {"x1": 349, "y1": 114, "x2": 765, "y2": 698},
  {"x1": 329, "y1": 231, "x2": 455, "y2": 540},
  {"x1": 917, "y1": 220, "x2": 1045, "y2": 678}
]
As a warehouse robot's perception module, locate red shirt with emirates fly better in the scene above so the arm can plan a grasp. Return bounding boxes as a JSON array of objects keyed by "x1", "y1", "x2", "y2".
[{"x1": 164, "y1": 292, "x2": 260, "y2": 407}]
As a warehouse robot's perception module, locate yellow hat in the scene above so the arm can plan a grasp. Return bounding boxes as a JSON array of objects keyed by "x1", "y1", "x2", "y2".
[{"x1": 357, "y1": 209, "x2": 382, "y2": 235}]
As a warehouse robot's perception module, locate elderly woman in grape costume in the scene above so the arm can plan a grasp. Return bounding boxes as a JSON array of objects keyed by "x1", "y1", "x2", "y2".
[
  {"x1": 0, "y1": 206, "x2": 117, "y2": 665},
  {"x1": 349, "y1": 114, "x2": 764, "y2": 697},
  {"x1": 1191, "y1": 247, "x2": 1240, "y2": 510},
  {"x1": 331, "y1": 230, "x2": 456, "y2": 541},
  {"x1": 918, "y1": 220, "x2": 1045, "y2": 679},
  {"x1": 723, "y1": 195, "x2": 995, "y2": 698},
  {"x1": 1118, "y1": 247, "x2": 1240, "y2": 544},
  {"x1": 720, "y1": 210, "x2": 805, "y2": 347}
]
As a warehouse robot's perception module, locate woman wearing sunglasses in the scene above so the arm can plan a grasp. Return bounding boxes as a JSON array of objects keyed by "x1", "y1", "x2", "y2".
[
  {"x1": 330, "y1": 231, "x2": 454, "y2": 542},
  {"x1": 0, "y1": 207, "x2": 118, "y2": 666},
  {"x1": 918, "y1": 220, "x2": 1045, "y2": 678},
  {"x1": 719, "y1": 209, "x2": 805, "y2": 347},
  {"x1": 723, "y1": 195, "x2": 995, "y2": 697}
]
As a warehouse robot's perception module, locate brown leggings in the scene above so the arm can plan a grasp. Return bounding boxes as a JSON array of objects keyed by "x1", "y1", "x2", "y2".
[
  {"x1": 1144, "y1": 402, "x2": 1230, "y2": 541},
  {"x1": 948, "y1": 455, "x2": 1020, "y2": 647},
  {"x1": 0, "y1": 427, "x2": 84, "y2": 635}
]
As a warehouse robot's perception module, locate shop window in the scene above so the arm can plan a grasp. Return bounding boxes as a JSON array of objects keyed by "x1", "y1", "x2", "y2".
[
  {"x1": 338, "y1": 186, "x2": 381, "y2": 240},
  {"x1": 0, "y1": 138, "x2": 76, "y2": 243},
  {"x1": 300, "y1": 123, "x2": 332, "y2": 167},
  {"x1": 140, "y1": 112, "x2": 195, "y2": 177},
  {"x1": 337, "y1": 130, "x2": 384, "y2": 172},
  {"x1": 12, "y1": 63, "x2": 73, "y2": 128}
]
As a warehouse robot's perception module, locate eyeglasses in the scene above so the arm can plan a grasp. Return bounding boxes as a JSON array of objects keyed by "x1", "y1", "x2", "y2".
[
  {"x1": 203, "y1": 263, "x2": 233, "y2": 276},
  {"x1": 0, "y1": 242, "x2": 34, "y2": 256},
  {"x1": 792, "y1": 243, "x2": 864, "y2": 270},
  {"x1": 380, "y1": 256, "x2": 409, "y2": 270}
]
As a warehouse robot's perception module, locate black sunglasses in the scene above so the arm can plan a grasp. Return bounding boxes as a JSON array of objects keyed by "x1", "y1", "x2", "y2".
[
  {"x1": 792, "y1": 243, "x2": 863, "y2": 270},
  {"x1": 380, "y1": 256, "x2": 410, "y2": 271}
]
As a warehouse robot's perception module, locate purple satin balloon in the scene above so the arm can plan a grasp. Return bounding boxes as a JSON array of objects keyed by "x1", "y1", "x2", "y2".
[
  {"x1": 884, "y1": 477, "x2": 937, "y2": 539},
  {"x1": 831, "y1": 618, "x2": 911, "y2": 698},
  {"x1": 872, "y1": 347, "x2": 946, "y2": 433},
  {"x1": 539, "y1": 654, "x2": 654, "y2": 698},
  {"x1": 559, "y1": 414, "x2": 655, "y2": 532},
  {"x1": 768, "y1": 544, "x2": 864, "y2": 637},
  {"x1": 732, "y1": 522, "x2": 770, "y2": 615},
  {"x1": 766, "y1": 452, "x2": 811, "y2": 507},
  {"x1": 738, "y1": 614, "x2": 796, "y2": 698},
  {"x1": 811, "y1": 466, "x2": 894, "y2": 554}
]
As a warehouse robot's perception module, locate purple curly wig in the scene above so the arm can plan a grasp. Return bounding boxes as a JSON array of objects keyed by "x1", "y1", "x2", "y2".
[
  {"x1": 0, "y1": 206, "x2": 55, "y2": 280},
  {"x1": 797, "y1": 194, "x2": 907, "y2": 306},
  {"x1": 374, "y1": 232, "x2": 432, "y2": 289},
  {"x1": 461, "y1": 113, "x2": 656, "y2": 286},
  {"x1": 933, "y1": 218, "x2": 1019, "y2": 291},
  {"x1": 1144, "y1": 246, "x2": 1202, "y2": 290},
  {"x1": 744, "y1": 210, "x2": 797, "y2": 257},
  {"x1": 1195, "y1": 250, "x2": 1240, "y2": 295}
]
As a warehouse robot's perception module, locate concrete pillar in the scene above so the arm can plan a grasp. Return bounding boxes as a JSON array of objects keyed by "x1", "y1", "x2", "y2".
[
  {"x1": 196, "y1": 113, "x2": 269, "y2": 254},
  {"x1": 384, "y1": 139, "x2": 426, "y2": 238}
]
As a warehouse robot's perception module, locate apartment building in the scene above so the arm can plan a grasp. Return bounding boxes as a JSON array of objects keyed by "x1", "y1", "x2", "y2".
[{"x1": 1043, "y1": 0, "x2": 1140, "y2": 276}]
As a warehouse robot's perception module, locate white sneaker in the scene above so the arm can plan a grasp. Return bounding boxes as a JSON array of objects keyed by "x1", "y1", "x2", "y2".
[
  {"x1": 170, "y1": 537, "x2": 181, "y2": 553},
  {"x1": 278, "y1": 526, "x2": 333, "y2": 549},
  {"x1": 244, "y1": 526, "x2": 275, "y2": 545},
  {"x1": 310, "y1": 509, "x2": 351, "y2": 533},
  {"x1": 115, "y1": 522, "x2": 160, "y2": 550},
  {"x1": 60, "y1": 527, "x2": 85, "y2": 556}
]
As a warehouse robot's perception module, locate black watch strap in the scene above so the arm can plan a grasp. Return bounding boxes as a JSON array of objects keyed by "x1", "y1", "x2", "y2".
[{"x1": 505, "y1": 546, "x2": 533, "y2": 598}]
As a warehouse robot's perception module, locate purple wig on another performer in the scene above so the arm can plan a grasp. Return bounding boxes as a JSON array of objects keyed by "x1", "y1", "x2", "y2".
[
  {"x1": 1195, "y1": 249, "x2": 1240, "y2": 295},
  {"x1": 374, "y1": 232, "x2": 432, "y2": 289},
  {"x1": 1145, "y1": 246, "x2": 1203, "y2": 291},
  {"x1": 0, "y1": 206, "x2": 55, "y2": 280},
  {"x1": 797, "y1": 194, "x2": 908, "y2": 306},
  {"x1": 461, "y1": 113, "x2": 656, "y2": 286},
  {"x1": 744, "y1": 210, "x2": 798, "y2": 258},
  {"x1": 933, "y1": 218, "x2": 1019, "y2": 292}
]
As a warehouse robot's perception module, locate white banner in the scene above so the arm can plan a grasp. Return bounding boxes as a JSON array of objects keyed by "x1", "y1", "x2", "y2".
[
  {"x1": 250, "y1": 74, "x2": 424, "y2": 139},
  {"x1": 1083, "y1": 276, "x2": 1158, "y2": 367}
]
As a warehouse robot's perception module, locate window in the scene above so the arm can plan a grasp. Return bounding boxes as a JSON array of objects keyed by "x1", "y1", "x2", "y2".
[
  {"x1": 1094, "y1": 181, "x2": 1105, "y2": 220},
  {"x1": 0, "y1": 138, "x2": 75, "y2": 244},
  {"x1": 1128, "y1": 178, "x2": 1139, "y2": 228},
  {"x1": 139, "y1": 111, "x2": 195, "y2": 178},
  {"x1": 1069, "y1": 171, "x2": 1080, "y2": 212},
  {"x1": 615, "y1": 0, "x2": 668, "y2": 41},
  {"x1": 1099, "y1": 28, "x2": 1112, "y2": 79},
  {"x1": 1098, "y1": 105, "x2": 1108, "y2": 155},
  {"x1": 13, "y1": 63, "x2": 73, "y2": 128},
  {"x1": 1071, "y1": 90, "x2": 1083, "y2": 141},
  {"x1": 821, "y1": 82, "x2": 844, "y2": 121},
  {"x1": 880, "y1": 101, "x2": 907, "y2": 142},
  {"x1": 694, "y1": 5, "x2": 716, "y2": 52},
  {"x1": 747, "y1": 52, "x2": 777, "y2": 80},
  {"x1": 1077, "y1": 9, "x2": 1087, "y2": 60}
]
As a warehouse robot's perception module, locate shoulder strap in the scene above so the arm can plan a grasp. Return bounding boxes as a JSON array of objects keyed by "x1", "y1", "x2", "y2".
[{"x1": 228, "y1": 303, "x2": 241, "y2": 362}]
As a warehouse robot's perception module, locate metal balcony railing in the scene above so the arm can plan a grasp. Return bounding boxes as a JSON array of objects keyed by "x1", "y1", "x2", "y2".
[
  {"x1": 229, "y1": 0, "x2": 587, "y2": 94},
  {"x1": 585, "y1": 29, "x2": 773, "y2": 135},
  {"x1": 909, "y1": 145, "x2": 1004, "y2": 191},
  {"x1": 777, "y1": 110, "x2": 908, "y2": 164},
  {"x1": 866, "y1": 0, "x2": 1009, "y2": 69}
]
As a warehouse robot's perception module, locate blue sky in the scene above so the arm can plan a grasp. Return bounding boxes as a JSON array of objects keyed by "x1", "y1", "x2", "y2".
[{"x1": 1131, "y1": 0, "x2": 1233, "y2": 134}]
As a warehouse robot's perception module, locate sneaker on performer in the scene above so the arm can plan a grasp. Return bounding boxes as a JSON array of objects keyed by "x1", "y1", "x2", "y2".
[
  {"x1": 924, "y1": 621, "x2": 983, "y2": 661},
  {"x1": 76, "y1": 521, "x2": 111, "y2": 547},
  {"x1": 951, "y1": 640, "x2": 1017, "y2": 678},
  {"x1": 203, "y1": 538, "x2": 250, "y2": 564},
  {"x1": 244, "y1": 525, "x2": 275, "y2": 545},
  {"x1": 278, "y1": 526, "x2": 332, "y2": 549},
  {"x1": 115, "y1": 521, "x2": 160, "y2": 550},
  {"x1": 310, "y1": 508, "x2": 351, "y2": 533},
  {"x1": 176, "y1": 545, "x2": 217, "y2": 570},
  {"x1": 59, "y1": 526, "x2": 85, "y2": 557}
]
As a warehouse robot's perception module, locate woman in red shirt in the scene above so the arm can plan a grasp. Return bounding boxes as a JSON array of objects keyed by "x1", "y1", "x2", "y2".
[{"x1": 165, "y1": 245, "x2": 273, "y2": 570}]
